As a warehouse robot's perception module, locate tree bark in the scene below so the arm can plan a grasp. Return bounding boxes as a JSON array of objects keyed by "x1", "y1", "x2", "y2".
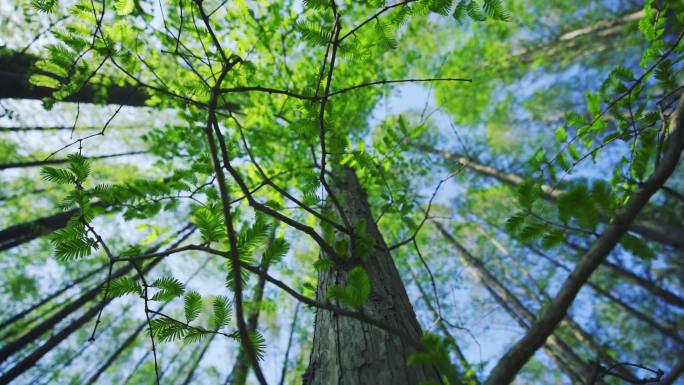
[
  {"x1": 303, "y1": 168, "x2": 441, "y2": 385},
  {"x1": 418, "y1": 144, "x2": 684, "y2": 251},
  {"x1": 483, "y1": 94, "x2": 684, "y2": 385}
]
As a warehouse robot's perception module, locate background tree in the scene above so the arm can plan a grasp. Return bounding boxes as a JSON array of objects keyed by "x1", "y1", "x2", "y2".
[{"x1": 0, "y1": 0, "x2": 683, "y2": 385}]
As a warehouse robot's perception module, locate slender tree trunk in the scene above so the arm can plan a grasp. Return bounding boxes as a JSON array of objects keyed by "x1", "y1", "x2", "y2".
[
  {"x1": 435, "y1": 223, "x2": 601, "y2": 385},
  {"x1": 178, "y1": 335, "x2": 215, "y2": 385},
  {"x1": 303, "y1": 168, "x2": 441, "y2": 385},
  {"x1": 0, "y1": 209, "x2": 78, "y2": 251},
  {"x1": 0, "y1": 151, "x2": 147, "y2": 170},
  {"x1": 531, "y1": 247, "x2": 684, "y2": 346},
  {"x1": 229, "y1": 229, "x2": 275, "y2": 385},
  {"x1": 596, "y1": 256, "x2": 684, "y2": 309},
  {"x1": 0, "y1": 264, "x2": 106, "y2": 333},
  {"x1": 484, "y1": 95, "x2": 684, "y2": 385},
  {"x1": 418, "y1": 144, "x2": 684, "y2": 251},
  {"x1": 279, "y1": 302, "x2": 301, "y2": 385},
  {"x1": 410, "y1": 270, "x2": 480, "y2": 385},
  {"x1": 85, "y1": 257, "x2": 210, "y2": 385},
  {"x1": 0, "y1": 226, "x2": 193, "y2": 375}
]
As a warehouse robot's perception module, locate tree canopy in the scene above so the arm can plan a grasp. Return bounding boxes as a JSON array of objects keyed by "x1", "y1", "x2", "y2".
[{"x1": 0, "y1": 0, "x2": 683, "y2": 384}]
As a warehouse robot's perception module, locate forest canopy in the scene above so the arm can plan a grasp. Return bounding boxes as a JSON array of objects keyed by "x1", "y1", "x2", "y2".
[{"x1": 0, "y1": 0, "x2": 683, "y2": 384}]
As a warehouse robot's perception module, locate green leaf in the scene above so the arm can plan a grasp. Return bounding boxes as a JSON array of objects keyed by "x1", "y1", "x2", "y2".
[
  {"x1": 149, "y1": 318, "x2": 187, "y2": 342},
  {"x1": 504, "y1": 212, "x2": 527, "y2": 234},
  {"x1": 184, "y1": 291, "x2": 202, "y2": 323},
  {"x1": 41, "y1": 167, "x2": 75, "y2": 184},
  {"x1": 541, "y1": 229, "x2": 565, "y2": 249},
  {"x1": 263, "y1": 237, "x2": 289, "y2": 265},
  {"x1": 192, "y1": 204, "x2": 225, "y2": 243},
  {"x1": 212, "y1": 295, "x2": 232, "y2": 330},
  {"x1": 620, "y1": 234, "x2": 655, "y2": 260},
  {"x1": 151, "y1": 276, "x2": 185, "y2": 301},
  {"x1": 109, "y1": 277, "x2": 142, "y2": 298},
  {"x1": 516, "y1": 180, "x2": 541, "y2": 209},
  {"x1": 327, "y1": 266, "x2": 371, "y2": 308},
  {"x1": 114, "y1": 0, "x2": 134, "y2": 15}
]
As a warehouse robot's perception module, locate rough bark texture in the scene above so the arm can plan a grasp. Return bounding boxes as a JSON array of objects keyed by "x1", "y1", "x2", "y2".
[{"x1": 303, "y1": 168, "x2": 441, "y2": 385}]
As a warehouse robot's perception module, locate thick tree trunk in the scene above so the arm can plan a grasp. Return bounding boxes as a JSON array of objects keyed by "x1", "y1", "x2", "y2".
[
  {"x1": 303, "y1": 168, "x2": 441, "y2": 385},
  {"x1": 419, "y1": 144, "x2": 684, "y2": 251},
  {"x1": 0, "y1": 151, "x2": 147, "y2": 170}
]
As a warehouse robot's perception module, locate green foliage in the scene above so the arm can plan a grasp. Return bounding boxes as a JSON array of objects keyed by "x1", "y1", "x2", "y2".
[
  {"x1": 49, "y1": 219, "x2": 97, "y2": 260},
  {"x1": 149, "y1": 318, "x2": 188, "y2": 342},
  {"x1": 150, "y1": 276, "x2": 185, "y2": 302},
  {"x1": 620, "y1": 234, "x2": 655, "y2": 260},
  {"x1": 263, "y1": 237, "x2": 289, "y2": 265},
  {"x1": 110, "y1": 277, "x2": 143, "y2": 298},
  {"x1": 327, "y1": 266, "x2": 371, "y2": 308},
  {"x1": 409, "y1": 334, "x2": 461, "y2": 385},
  {"x1": 192, "y1": 204, "x2": 225, "y2": 244},
  {"x1": 212, "y1": 295, "x2": 232, "y2": 330},
  {"x1": 184, "y1": 290, "x2": 203, "y2": 323},
  {"x1": 31, "y1": 0, "x2": 58, "y2": 13},
  {"x1": 114, "y1": 0, "x2": 135, "y2": 16}
]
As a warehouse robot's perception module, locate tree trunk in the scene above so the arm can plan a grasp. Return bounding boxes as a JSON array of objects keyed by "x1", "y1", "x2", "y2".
[
  {"x1": 531, "y1": 247, "x2": 684, "y2": 346},
  {"x1": 435, "y1": 223, "x2": 600, "y2": 385},
  {"x1": 0, "y1": 151, "x2": 147, "y2": 170},
  {"x1": 303, "y1": 168, "x2": 441, "y2": 385},
  {"x1": 0, "y1": 50, "x2": 149, "y2": 106},
  {"x1": 418, "y1": 144, "x2": 684, "y2": 251},
  {"x1": 0, "y1": 264, "x2": 106, "y2": 333},
  {"x1": 484, "y1": 94, "x2": 684, "y2": 385},
  {"x1": 229, "y1": 230, "x2": 275, "y2": 385},
  {"x1": 0, "y1": 209, "x2": 78, "y2": 251},
  {"x1": 0, "y1": 226, "x2": 193, "y2": 368},
  {"x1": 564, "y1": 239, "x2": 684, "y2": 309},
  {"x1": 178, "y1": 335, "x2": 215, "y2": 385}
]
